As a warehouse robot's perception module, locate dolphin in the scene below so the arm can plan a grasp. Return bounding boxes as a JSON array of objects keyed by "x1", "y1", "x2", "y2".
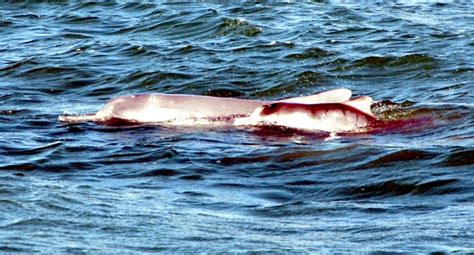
[
  {"x1": 234, "y1": 95, "x2": 375, "y2": 132},
  {"x1": 59, "y1": 88, "x2": 377, "y2": 132}
]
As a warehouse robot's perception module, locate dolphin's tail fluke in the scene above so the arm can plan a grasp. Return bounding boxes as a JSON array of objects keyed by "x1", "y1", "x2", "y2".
[{"x1": 58, "y1": 114, "x2": 101, "y2": 123}]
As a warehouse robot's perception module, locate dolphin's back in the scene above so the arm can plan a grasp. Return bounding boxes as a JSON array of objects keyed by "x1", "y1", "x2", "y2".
[{"x1": 96, "y1": 94, "x2": 263, "y2": 123}]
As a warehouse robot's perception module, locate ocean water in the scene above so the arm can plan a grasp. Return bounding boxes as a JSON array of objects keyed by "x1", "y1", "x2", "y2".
[{"x1": 0, "y1": 1, "x2": 473, "y2": 253}]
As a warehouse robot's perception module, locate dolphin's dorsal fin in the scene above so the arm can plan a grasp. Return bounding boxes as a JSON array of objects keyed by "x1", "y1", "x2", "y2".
[
  {"x1": 278, "y1": 88, "x2": 352, "y2": 104},
  {"x1": 341, "y1": 96, "x2": 374, "y2": 117}
]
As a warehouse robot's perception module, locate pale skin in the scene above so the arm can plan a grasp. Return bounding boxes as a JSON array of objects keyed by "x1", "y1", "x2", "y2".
[{"x1": 59, "y1": 88, "x2": 376, "y2": 132}]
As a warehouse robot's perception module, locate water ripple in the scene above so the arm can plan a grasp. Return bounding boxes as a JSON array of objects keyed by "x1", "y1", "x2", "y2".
[{"x1": 0, "y1": 1, "x2": 473, "y2": 253}]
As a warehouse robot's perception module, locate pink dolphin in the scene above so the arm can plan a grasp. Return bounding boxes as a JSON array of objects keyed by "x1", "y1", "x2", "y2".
[{"x1": 59, "y1": 88, "x2": 377, "y2": 133}]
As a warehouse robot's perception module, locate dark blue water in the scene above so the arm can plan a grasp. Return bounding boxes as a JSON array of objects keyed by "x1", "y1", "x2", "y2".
[{"x1": 1, "y1": 1, "x2": 473, "y2": 253}]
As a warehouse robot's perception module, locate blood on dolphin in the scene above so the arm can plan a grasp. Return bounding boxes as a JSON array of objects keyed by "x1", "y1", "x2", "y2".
[{"x1": 59, "y1": 88, "x2": 378, "y2": 133}]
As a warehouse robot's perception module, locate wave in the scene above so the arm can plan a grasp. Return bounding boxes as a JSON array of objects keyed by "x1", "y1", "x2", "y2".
[
  {"x1": 345, "y1": 179, "x2": 460, "y2": 198},
  {"x1": 285, "y1": 47, "x2": 333, "y2": 59}
]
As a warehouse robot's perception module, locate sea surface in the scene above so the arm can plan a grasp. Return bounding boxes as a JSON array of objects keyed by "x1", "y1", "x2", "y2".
[{"x1": 0, "y1": 1, "x2": 473, "y2": 253}]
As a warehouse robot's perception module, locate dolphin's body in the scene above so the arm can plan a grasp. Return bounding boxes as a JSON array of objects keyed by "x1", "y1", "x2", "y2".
[{"x1": 59, "y1": 88, "x2": 377, "y2": 132}]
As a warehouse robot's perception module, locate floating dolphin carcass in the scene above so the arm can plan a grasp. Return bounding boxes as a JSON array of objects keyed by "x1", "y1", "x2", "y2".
[{"x1": 59, "y1": 88, "x2": 377, "y2": 133}]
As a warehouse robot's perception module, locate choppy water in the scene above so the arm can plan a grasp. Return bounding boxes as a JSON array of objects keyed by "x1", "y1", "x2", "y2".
[{"x1": 1, "y1": 1, "x2": 473, "y2": 253}]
